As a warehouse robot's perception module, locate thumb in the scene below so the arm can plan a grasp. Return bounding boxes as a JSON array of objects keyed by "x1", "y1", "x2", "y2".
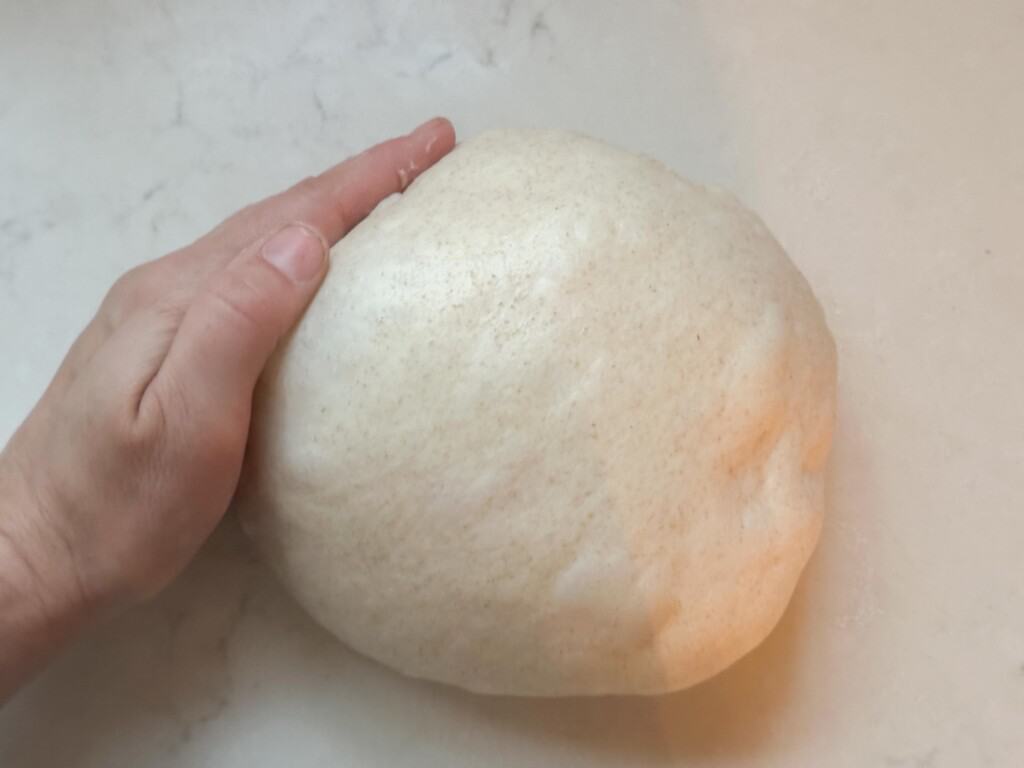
[{"x1": 148, "y1": 223, "x2": 327, "y2": 424}]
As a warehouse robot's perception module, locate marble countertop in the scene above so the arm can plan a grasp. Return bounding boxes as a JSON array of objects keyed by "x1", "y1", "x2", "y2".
[{"x1": 2, "y1": 1, "x2": 1022, "y2": 765}]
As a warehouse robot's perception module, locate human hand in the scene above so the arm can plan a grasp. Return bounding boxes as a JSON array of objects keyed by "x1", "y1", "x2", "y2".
[{"x1": 0, "y1": 118, "x2": 456, "y2": 696}]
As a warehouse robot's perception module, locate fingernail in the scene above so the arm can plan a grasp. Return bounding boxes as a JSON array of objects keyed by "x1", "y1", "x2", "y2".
[{"x1": 261, "y1": 224, "x2": 325, "y2": 283}]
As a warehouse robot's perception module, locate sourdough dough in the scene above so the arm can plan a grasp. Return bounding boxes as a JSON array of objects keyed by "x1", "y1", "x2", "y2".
[{"x1": 238, "y1": 129, "x2": 837, "y2": 696}]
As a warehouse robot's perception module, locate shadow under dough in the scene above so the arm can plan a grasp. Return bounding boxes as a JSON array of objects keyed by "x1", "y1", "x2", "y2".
[{"x1": 431, "y1": 570, "x2": 816, "y2": 764}]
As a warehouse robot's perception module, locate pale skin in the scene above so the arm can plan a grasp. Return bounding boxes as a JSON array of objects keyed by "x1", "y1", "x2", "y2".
[{"x1": 0, "y1": 118, "x2": 457, "y2": 700}]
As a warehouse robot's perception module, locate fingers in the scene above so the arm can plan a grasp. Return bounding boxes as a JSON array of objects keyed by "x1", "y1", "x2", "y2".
[
  {"x1": 191, "y1": 117, "x2": 456, "y2": 273},
  {"x1": 292, "y1": 116, "x2": 456, "y2": 243},
  {"x1": 119, "y1": 117, "x2": 455, "y2": 330},
  {"x1": 145, "y1": 118, "x2": 456, "y2": 426},
  {"x1": 142, "y1": 223, "x2": 328, "y2": 428},
  {"x1": 84, "y1": 118, "x2": 456, "y2": 433}
]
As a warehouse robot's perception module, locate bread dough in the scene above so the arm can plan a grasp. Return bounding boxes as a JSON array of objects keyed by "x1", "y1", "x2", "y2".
[{"x1": 238, "y1": 129, "x2": 837, "y2": 696}]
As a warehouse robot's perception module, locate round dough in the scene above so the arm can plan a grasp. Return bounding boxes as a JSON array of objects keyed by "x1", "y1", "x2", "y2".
[{"x1": 238, "y1": 129, "x2": 836, "y2": 696}]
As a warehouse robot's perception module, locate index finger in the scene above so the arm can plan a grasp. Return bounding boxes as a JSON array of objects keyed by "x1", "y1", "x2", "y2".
[
  {"x1": 265, "y1": 116, "x2": 458, "y2": 244},
  {"x1": 187, "y1": 117, "x2": 457, "y2": 270},
  {"x1": 64, "y1": 119, "x2": 455, "y2": 385}
]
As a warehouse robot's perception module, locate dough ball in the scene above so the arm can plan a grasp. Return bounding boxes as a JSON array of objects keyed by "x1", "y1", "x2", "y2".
[{"x1": 238, "y1": 129, "x2": 836, "y2": 696}]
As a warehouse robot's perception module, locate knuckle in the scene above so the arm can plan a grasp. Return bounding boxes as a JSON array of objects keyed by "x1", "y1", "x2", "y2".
[
  {"x1": 213, "y1": 202, "x2": 260, "y2": 239},
  {"x1": 101, "y1": 265, "x2": 155, "y2": 322},
  {"x1": 110, "y1": 265, "x2": 149, "y2": 299},
  {"x1": 289, "y1": 175, "x2": 322, "y2": 200},
  {"x1": 205, "y1": 279, "x2": 270, "y2": 336},
  {"x1": 201, "y1": 259, "x2": 292, "y2": 342}
]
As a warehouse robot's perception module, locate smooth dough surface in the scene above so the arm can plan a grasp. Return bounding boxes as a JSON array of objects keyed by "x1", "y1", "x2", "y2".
[{"x1": 239, "y1": 129, "x2": 837, "y2": 696}]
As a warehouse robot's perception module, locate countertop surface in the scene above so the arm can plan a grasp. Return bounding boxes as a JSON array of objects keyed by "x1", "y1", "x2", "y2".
[{"x1": 1, "y1": 1, "x2": 1022, "y2": 765}]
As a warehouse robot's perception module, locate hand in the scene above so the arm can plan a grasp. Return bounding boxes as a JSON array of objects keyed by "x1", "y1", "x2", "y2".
[{"x1": 0, "y1": 118, "x2": 456, "y2": 698}]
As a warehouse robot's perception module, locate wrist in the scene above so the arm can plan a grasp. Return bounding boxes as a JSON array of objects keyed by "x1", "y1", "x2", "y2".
[{"x1": 0, "y1": 447, "x2": 93, "y2": 698}]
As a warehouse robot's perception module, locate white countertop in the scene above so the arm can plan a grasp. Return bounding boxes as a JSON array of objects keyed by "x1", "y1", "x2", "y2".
[{"x1": 1, "y1": 1, "x2": 1022, "y2": 765}]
